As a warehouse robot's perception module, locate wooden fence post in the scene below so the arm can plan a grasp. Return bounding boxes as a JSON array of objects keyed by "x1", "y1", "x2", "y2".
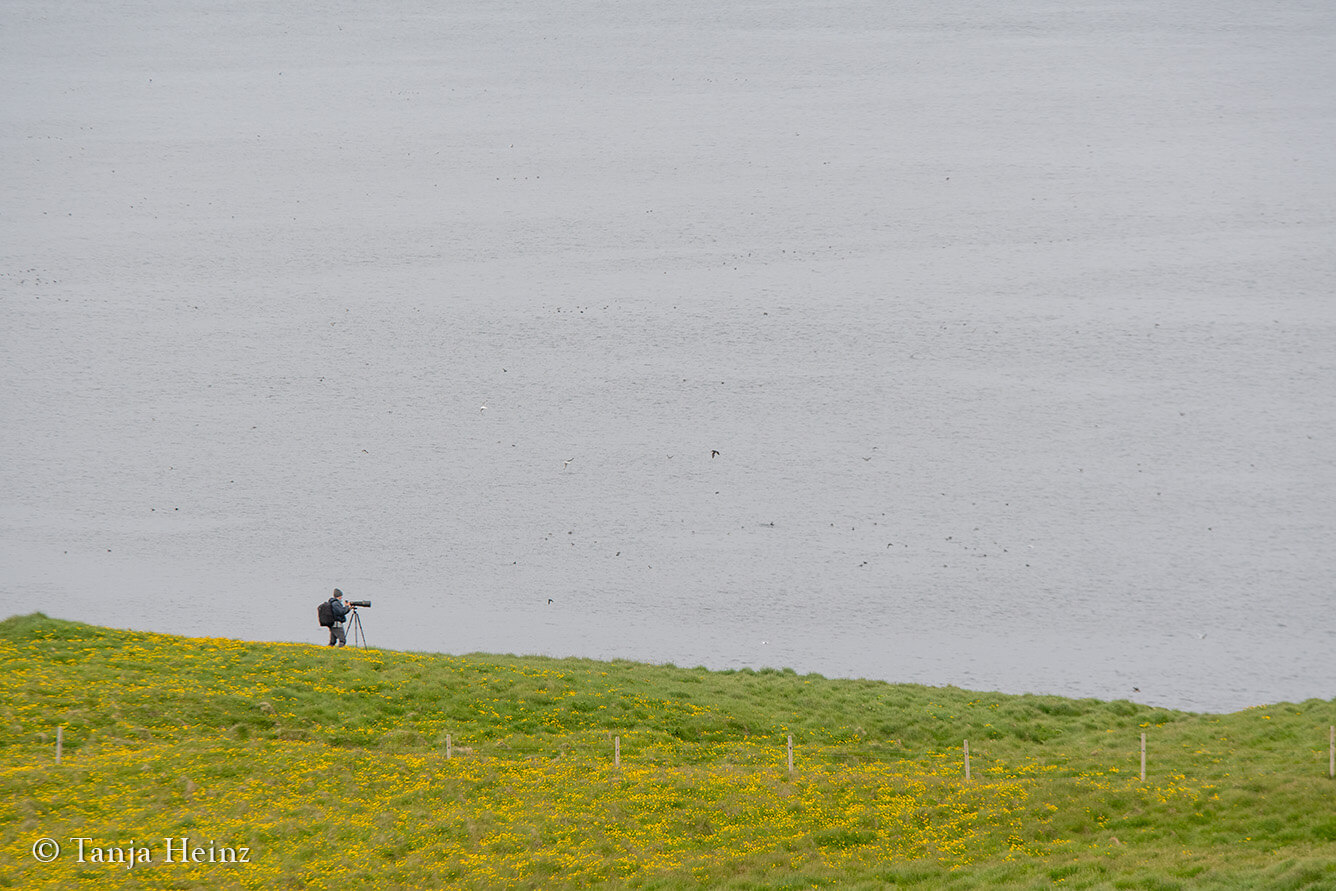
[
  {"x1": 56, "y1": 726, "x2": 63, "y2": 764},
  {"x1": 446, "y1": 733, "x2": 452, "y2": 759},
  {"x1": 1140, "y1": 732, "x2": 1146, "y2": 782},
  {"x1": 614, "y1": 736, "x2": 620, "y2": 768},
  {"x1": 1329, "y1": 726, "x2": 1333, "y2": 780},
  {"x1": 787, "y1": 735, "x2": 794, "y2": 775},
  {"x1": 964, "y1": 739, "x2": 971, "y2": 781}
]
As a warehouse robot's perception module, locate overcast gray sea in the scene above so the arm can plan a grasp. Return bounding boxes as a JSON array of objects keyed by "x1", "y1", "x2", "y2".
[{"x1": 3, "y1": 0, "x2": 1334, "y2": 713}]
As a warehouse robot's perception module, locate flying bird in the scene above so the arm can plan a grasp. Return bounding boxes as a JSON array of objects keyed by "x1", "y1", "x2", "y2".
[
  {"x1": 563, "y1": 457, "x2": 575, "y2": 469},
  {"x1": 711, "y1": 449, "x2": 720, "y2": 458}
]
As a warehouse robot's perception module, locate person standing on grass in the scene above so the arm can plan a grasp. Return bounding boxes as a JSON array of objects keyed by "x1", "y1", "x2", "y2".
[{"x1": 326, "y1": 588, "x2": 350, "y2": 647}]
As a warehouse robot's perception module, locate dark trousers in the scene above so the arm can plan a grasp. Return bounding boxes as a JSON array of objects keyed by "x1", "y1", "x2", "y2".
[{"x1": 328, "y1": 622, "x2": 346, "y2": 646}]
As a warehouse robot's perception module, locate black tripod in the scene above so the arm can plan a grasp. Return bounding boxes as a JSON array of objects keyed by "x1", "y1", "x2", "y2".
[{"x1": 347, "y1": 606, "x2": 367, "y2": 648}]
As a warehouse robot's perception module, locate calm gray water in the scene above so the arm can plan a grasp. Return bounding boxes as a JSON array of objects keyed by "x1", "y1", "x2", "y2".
[{"x1": 3, "y1": 0, "x2": 1334, "y2": 713}]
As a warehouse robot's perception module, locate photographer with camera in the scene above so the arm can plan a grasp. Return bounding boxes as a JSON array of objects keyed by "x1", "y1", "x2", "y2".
[{"x1": 317, "y1": 588, "x2": 373, "y2": 648}]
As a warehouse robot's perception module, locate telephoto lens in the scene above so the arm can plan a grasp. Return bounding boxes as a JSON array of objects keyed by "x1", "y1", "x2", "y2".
[{"x1": 349, "y1": 600, "x2": 372, "y2": 607}]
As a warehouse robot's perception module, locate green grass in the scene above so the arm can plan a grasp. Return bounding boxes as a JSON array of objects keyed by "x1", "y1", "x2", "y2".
[{"x1": 1, "y1": 612, "x2": 1334, "y2": 889}]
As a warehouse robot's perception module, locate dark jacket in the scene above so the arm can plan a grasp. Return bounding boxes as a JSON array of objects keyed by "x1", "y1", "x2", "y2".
[{"x1": 329, "y1": 597, "x2": 350, "y2": 624}]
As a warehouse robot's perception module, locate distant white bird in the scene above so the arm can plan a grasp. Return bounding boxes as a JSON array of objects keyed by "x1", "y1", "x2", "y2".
[
  {"x1": 563, "y1": 457, "x2": 575, "y2": 469},
  {"x1": 479, "y1": 403, "x2": 487, "y2": 413}
]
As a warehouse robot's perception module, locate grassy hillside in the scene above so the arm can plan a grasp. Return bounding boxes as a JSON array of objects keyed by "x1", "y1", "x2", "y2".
[{"x1": 1, "y1": 613, "x2": 1333, "y2": 889}]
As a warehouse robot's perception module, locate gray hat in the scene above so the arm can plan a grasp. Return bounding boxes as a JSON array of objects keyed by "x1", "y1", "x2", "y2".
[{"x1": 332, "y1": 588, "x2": 343, "y2": 598}]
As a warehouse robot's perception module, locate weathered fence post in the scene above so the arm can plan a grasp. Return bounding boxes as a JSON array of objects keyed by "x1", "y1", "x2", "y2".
[
  {"x1": 964, "y1": 739, "x2": 971, "y2": 781},
  {"x1": 446, "y1": 733, "x2": 452, "y2": 759},
  {"x1": 614, "y1": 736, "x2": 620, "y2": 768},
  {"x1": 1329, "y1": 726, "x2": 1334, "y2": 780},
  {"x1": 56, "y1": 726, "x2": 63, "y2": 764},
  {"x1": 1140, "y1": 732, "x2": 1146, "y2": 782},
  {"x1": 787, "y1": 735, "x2": 794, "y2": 775}
]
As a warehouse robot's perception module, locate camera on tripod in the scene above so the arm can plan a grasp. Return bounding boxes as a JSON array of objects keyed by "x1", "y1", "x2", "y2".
[{"x1": 343, "y1": 599, "x2": 371, "y2": 648}]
